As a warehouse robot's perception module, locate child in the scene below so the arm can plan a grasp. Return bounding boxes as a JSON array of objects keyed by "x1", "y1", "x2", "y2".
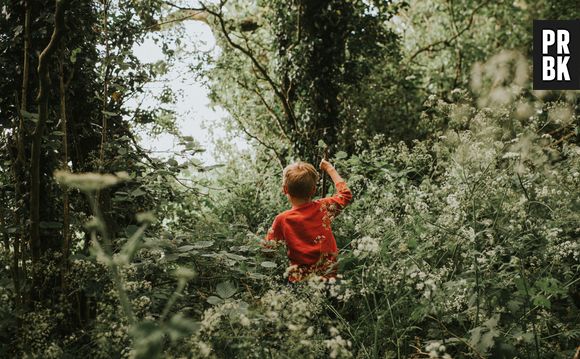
[{"x1": 263, "y1": 159, "x2": 352, "y2": 282}]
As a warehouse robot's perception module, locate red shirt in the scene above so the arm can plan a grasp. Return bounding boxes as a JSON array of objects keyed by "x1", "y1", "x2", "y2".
[{"x1": 264, "y1": 182, "x2": 352, "y2": 282}]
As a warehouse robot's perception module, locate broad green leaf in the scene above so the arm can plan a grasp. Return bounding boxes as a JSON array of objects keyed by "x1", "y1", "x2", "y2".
[
  {"x1": 216, "y1": 281, "x2": 237, "y2": 299},
  {"x1": 469, "y1": 314, "x2": 500, "y2": 353},
  {"x1": 532, "y1": 294, "x2": 551, "y2": 309},
  {"x1": 224, "y1": 252, "x2": 247, "y2": 261},
  {"x1": 177, "y1": 245, "x2": 195, "y2": 252},
  {"x1": 260, "y1": 261, "x2": 277, "y2": 268}
]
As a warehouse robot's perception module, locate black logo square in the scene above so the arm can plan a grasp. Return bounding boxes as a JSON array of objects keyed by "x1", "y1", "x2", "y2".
[{"x1": 533, "y1": 20, "x2": 579, "y2": 90}]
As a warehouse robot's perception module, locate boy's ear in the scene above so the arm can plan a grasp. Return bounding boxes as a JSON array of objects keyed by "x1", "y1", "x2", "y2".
[{"x1": 282, "y1": 185, "x2": 288, "y2": 194}]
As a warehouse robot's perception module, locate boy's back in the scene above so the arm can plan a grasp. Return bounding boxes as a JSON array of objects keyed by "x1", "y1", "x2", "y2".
[{"x1": 264, "y1": 161, "x2": 352, "y2": 282}]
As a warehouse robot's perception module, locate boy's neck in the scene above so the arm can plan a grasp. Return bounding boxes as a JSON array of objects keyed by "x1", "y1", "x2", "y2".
[{"x1": 289, "y1": 196, "x2": 312, "y2": 209}]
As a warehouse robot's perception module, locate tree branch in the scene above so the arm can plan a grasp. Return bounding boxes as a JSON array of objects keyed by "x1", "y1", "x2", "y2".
[
  {"x1": 409, "y1": 0, "x2": 491, "y2": 62},
  {"x1": 235, "y1": 79, "x2": 291, "y2": 142},
  {"x1": 145, "y1": 9, "x2": 208, "y2": 31},
  {"x1": 200, "y1": 2, "x2": 299, "y2": 134},
  {"x1": 230, "y1": 112, "x2": 285, "y2": 168}
]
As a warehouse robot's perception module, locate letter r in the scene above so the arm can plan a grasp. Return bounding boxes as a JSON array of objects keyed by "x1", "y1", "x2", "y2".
[{"x1": 557, "y1": 30, "x2": 570, "y2": 54}]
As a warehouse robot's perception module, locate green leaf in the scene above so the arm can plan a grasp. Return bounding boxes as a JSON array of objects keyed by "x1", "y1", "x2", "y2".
[
  {"x1": 224, "y1": 252, "x2": 247, "y2": 261},
  {"x1": 532, "y1": 294, "x2": 551, "y2": 309},
  {"x1": 469, "y1": 314, "x2": 500, "y2": 354},
  {"x1": 334, "y1": 151, "x2": 348, "y2": 160},
  {"x1": 260, "y1": 261, "x2": 277, "y2": 268},
  {"x1": 177, "y1": 245, "x2": 196, "y2": 252},
  {"x1": 206, "y1": 296, "x2": 223, "y2": 305},
  {"x1": 248, "y1": 272, "x2": 267, "y2": 280},
  {"x1": 192, "y1": 240, "x2": 214, "y2": 249},
  {"x1": 216, "y1": 281, "x2": 237, "y2": 299},
  {"x1": 131, "y1": 188, "x2": 146, "y2": 197},
  {"x1": 70, "y1": 48, "x2": 81, "y2": 63}
]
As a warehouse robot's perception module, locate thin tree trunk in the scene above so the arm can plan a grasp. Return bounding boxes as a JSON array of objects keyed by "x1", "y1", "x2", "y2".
[
  {"x1": 98, "y1": 0, "x2": 109, "y2": 173},
  {"x1": 12, "y1": 0, "x2": 32, "y2": 308},
  {"x1": 96, "y1": 0, "x2": 110, "y2": 210},
  {"x1": 58, "y1": 54, "x2": 71, "y2": 291},
  {"x1": 30, "y1": 0, "x2": 68, "y2": 293}
]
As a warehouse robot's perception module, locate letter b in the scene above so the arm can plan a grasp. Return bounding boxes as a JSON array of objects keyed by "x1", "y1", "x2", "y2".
[{"x1": 543, "y1": 57, "x2": 555, "y2": 80}]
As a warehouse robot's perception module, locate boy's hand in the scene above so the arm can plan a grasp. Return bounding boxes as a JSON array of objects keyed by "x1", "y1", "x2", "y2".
[
  {"x1": 320, "y1": 158, "x2": 344, "y2": 184},
  {"x1": 320, "y1": 159, "x2": 334, "y2": 173}
]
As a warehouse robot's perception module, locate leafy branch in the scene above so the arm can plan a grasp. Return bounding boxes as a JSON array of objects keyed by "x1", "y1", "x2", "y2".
[
  {"x1": 409, "y1": 0, "x2": 492, "y2": 62},
  {"x1": 199, "y1": 1, "x2": 299, "y2": 135}
]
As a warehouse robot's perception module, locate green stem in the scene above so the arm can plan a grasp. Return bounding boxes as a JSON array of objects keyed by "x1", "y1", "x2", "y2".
[
  {"x1": 160, "y1": 279, "x2": 187, "y2": 322},
  {"x1": 87, "y1": 193, "x2": 136, "y2": 324},
  {"x1": 386, "y1": 298, "x2": 401, "y2": 359},
  {"x1": 519, "y1": 261, "x2": 540, "y2": 359}
]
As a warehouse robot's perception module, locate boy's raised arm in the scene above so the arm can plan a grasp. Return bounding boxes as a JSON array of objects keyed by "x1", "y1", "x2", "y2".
[
  {"x1": 320, "y1": 159, "x2": 344, "y2": 185},
  {"x1": 319, "y1": 159, "x2": 352, "y2": 208}
]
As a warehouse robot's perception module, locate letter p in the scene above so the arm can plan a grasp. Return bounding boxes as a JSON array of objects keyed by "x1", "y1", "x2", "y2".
[{"x1": 542, "y1": 29, "x2": 555, "y2": 54}]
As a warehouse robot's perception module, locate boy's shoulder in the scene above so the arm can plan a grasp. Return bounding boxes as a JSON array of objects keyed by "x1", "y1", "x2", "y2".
[{"x1": 276, "y1": 201, "x2": 323, "y2": 218}]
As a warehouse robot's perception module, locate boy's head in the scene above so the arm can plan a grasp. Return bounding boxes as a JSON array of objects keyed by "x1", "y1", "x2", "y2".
[{"x1": 282, "y1": 161, "x2": 319, "y2": 199}]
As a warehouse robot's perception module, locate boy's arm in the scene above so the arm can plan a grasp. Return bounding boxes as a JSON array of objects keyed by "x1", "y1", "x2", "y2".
[
  {"x1": 320, "y1": 159, "x2": 353, "y2": 208},
  {"x1": 261, "y1": 215, "x2": 285, "y2": 249}
]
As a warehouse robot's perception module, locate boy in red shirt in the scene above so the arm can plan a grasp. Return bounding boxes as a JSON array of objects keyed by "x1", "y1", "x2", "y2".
[{"x1": 263, "y1": 159, "x2": 352, "y2": 282}]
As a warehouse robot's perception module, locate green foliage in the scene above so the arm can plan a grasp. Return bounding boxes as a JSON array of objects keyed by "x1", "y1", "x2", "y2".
[{"x1": 0, "y1": 0, "x2": 578, "y2": 358}]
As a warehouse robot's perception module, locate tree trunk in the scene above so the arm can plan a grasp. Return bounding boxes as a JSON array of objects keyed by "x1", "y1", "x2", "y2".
[
  {"x1": 12, "y1": 0, "x2": 33, "y2": 308},
  {"x1": 58, "y1": 53, "x2": 71, "y2": 291},
  {"x1": 30, "y1": 0, "x2": 68, "y2": 297},
  {"x1": 294, "y1": 0, "x2": 350, "y2": 162}
]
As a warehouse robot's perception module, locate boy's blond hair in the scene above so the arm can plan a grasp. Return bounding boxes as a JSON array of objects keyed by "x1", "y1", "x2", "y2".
[{"x1": 283, "y1": 162, "x2": 319, "y2": 199}]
